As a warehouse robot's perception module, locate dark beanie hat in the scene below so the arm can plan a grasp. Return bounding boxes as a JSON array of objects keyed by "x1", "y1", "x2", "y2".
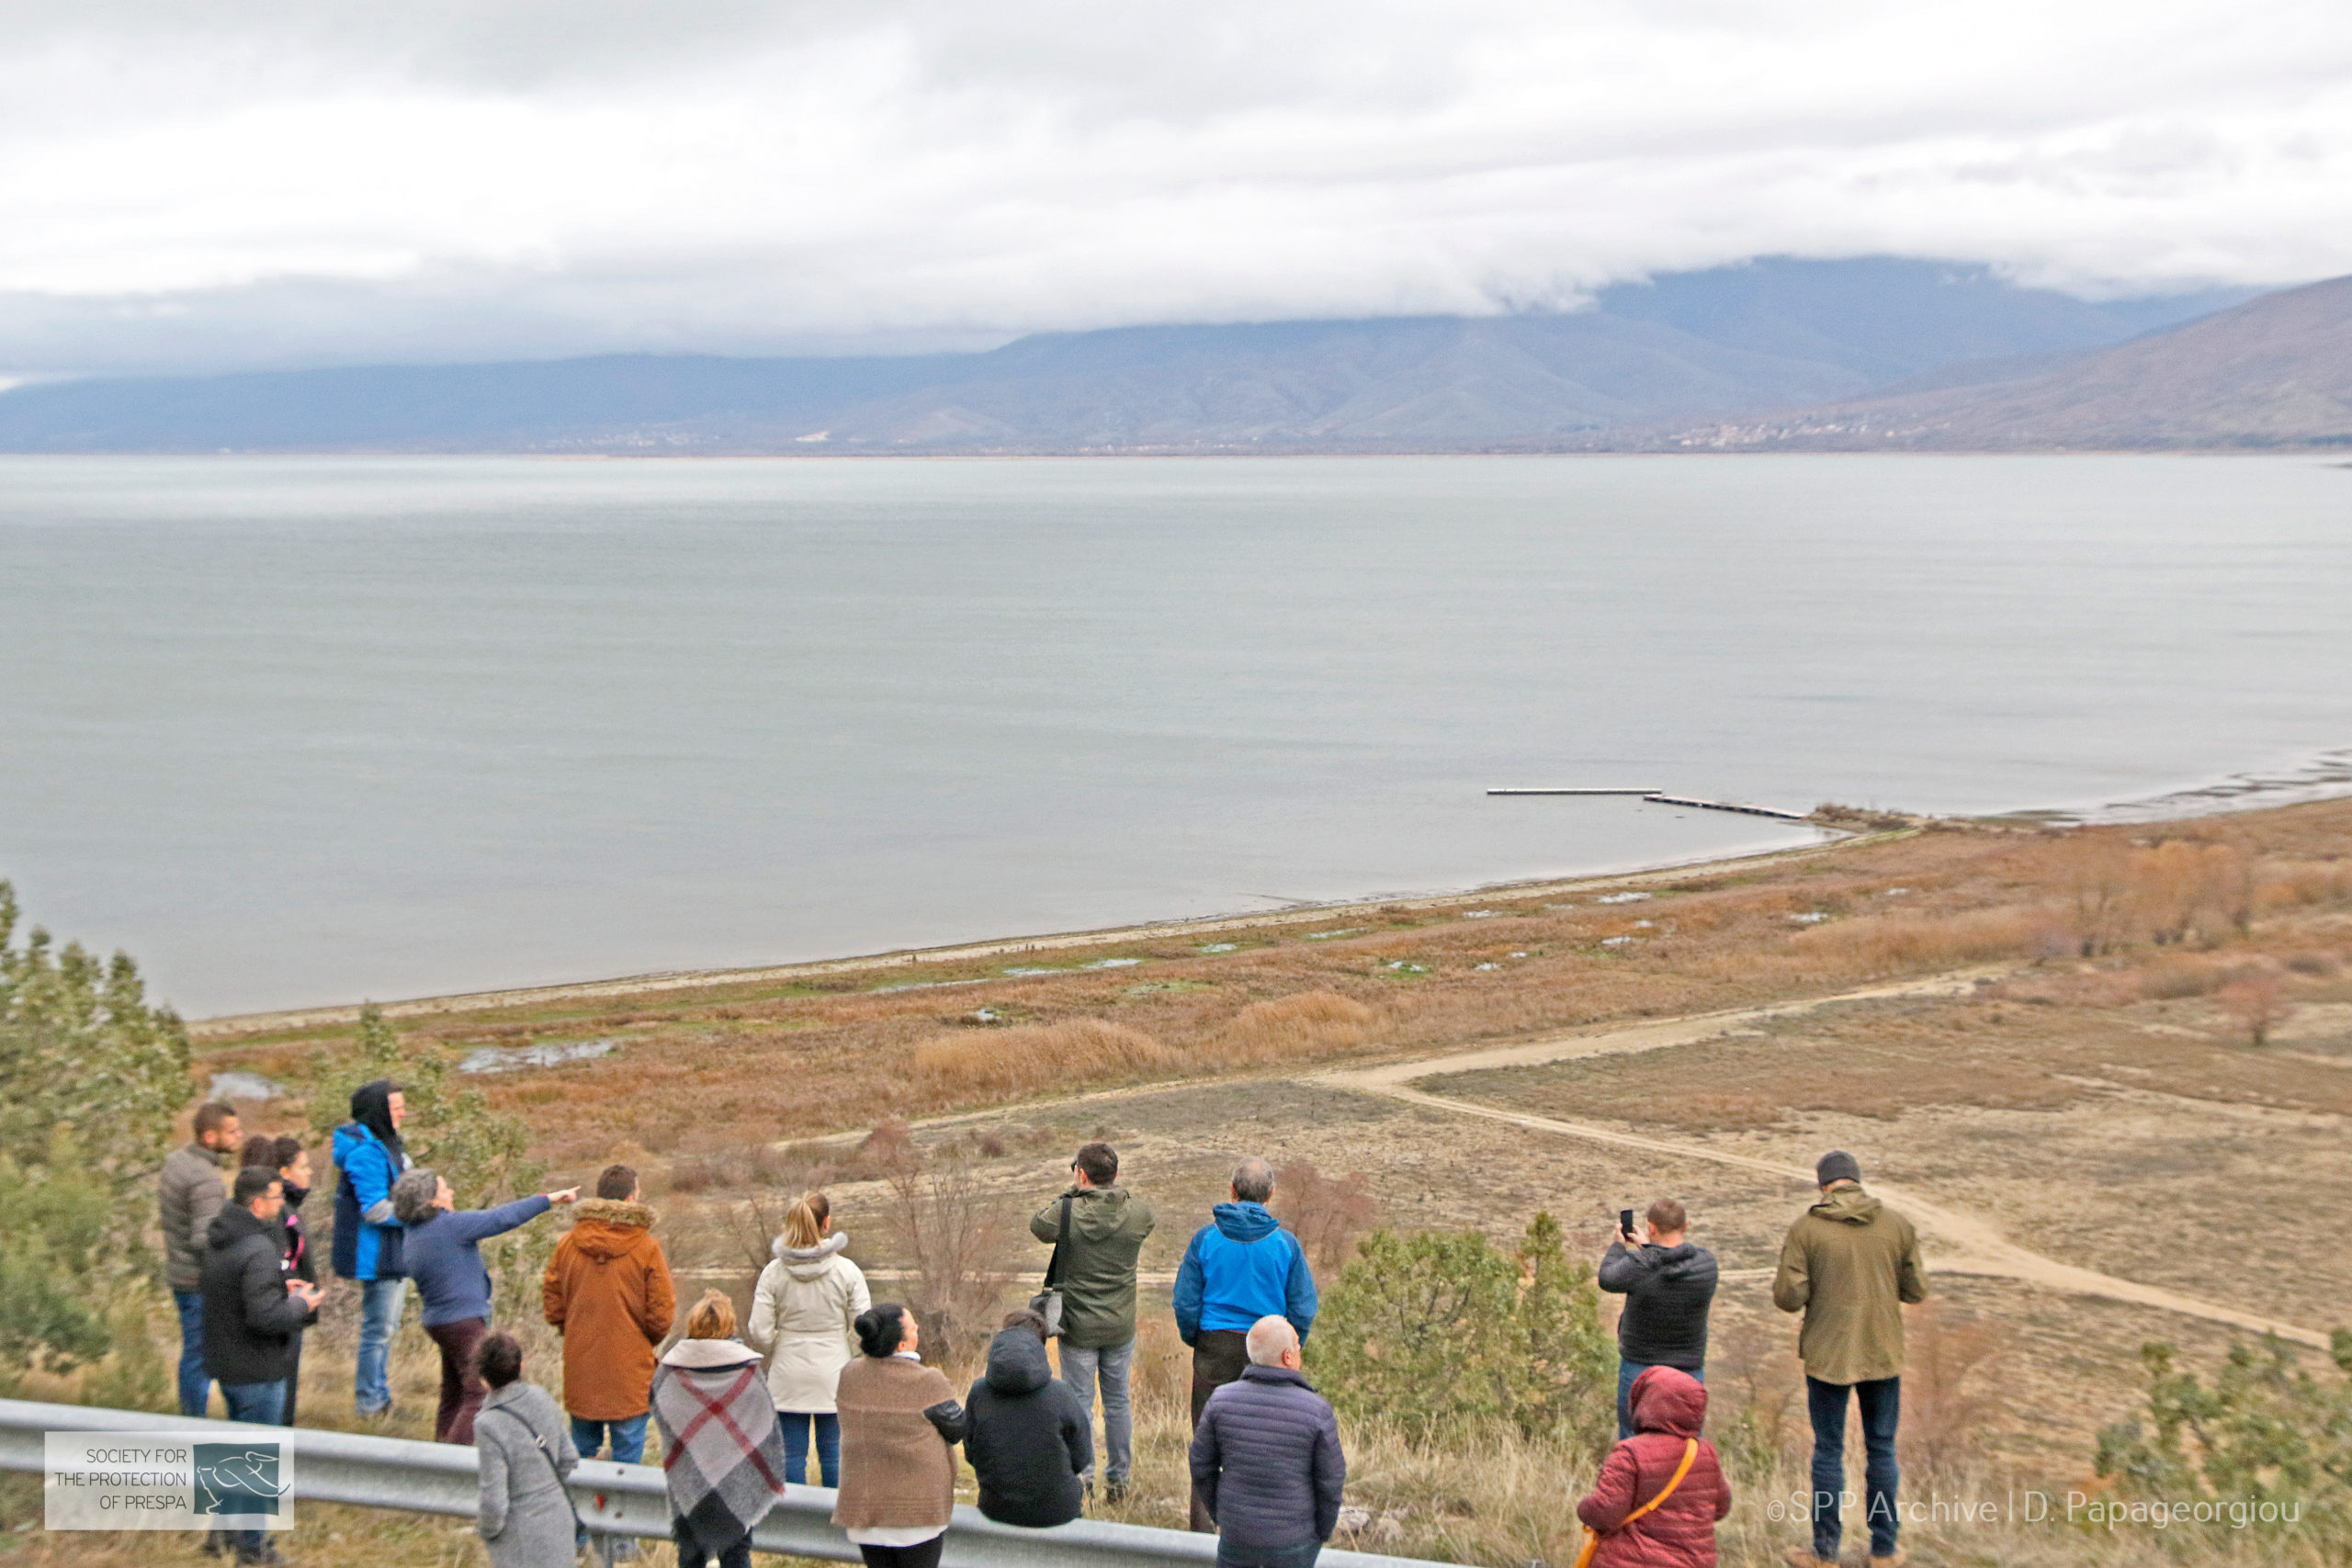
[{"x1": 1816, "y1": 1150, "x2": 1861, "y2": 1186}]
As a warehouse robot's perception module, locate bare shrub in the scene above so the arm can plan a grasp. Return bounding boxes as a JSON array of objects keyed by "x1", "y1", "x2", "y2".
[
  {"x1": 2141, "y1": 955, "x2": 2229, "y2": 1000},
  {"x1": 1706, "y1": 1314, "x2": 1804, "y2": 1479},
  {"x1": 1218, "y1": 991, "x2": 1376, "y2": 1065},
  {"x1": 1273, "y1": 1161, "x2": 1380, "y2": 1278},
  {"x1": 873, "y1": 1134, "x2": 1021, "y2": 1352},
  {"x1": 1897, "y1": 1299, "x2": 2006, "y2": 1475},
  {"x1": 2219, "y1": 975, "x2": 2292, "y2": 1046},
  {"x1": 1789, "y1": 904, "x2": 2043, "y2": 974},
  {"x1": 911, "y1": 1020, "x2": 1174, "y2": 1102}
]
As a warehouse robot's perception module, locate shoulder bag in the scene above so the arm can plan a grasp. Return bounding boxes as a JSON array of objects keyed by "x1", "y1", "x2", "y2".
[
  {"x1": 1027, "y1": 1194, "x2": 1073, "y2": 1339},
  {"x1": 1572, "y1": 1437, "x2": 1698, "y2": 1568},
  {"x1": 481, "y1": 1404, "x2": 586, "y2": 1538}
]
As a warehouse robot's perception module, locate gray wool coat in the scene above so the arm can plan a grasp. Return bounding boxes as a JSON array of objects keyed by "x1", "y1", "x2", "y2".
[{"x1": 474, "y1": 1382, "x2": 581, "y2": 1568}]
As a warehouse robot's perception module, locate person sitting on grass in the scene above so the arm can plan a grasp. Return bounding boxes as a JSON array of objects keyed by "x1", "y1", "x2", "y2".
[
  {"x1": 1574, "y1": 1365, "x2": 1732, "y2": 1568},
  {"x1": 652, "y1": 1290, "x2": 791, "y2": 1568},
  {"x1": 962, "y1": 1308, "x2": 1091, "y2": 1529},
  {"x1": 473, "y1": 1331, "x2": 581, "y2": 1568}
]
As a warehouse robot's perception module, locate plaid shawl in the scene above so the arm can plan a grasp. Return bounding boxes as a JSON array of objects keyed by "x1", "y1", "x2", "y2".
[{"x1": 651, "y1": 1339, "x2": 789, "y2": 1549}]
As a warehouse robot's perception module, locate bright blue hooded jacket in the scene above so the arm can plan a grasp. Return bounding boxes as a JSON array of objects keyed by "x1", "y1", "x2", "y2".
[
  {"x1": 331, "y1": 1122, "x2": 408, "y2": 1280},
  {"x1": 1172, "y1": 1202, "x2": 1317, "y2": 1346}
]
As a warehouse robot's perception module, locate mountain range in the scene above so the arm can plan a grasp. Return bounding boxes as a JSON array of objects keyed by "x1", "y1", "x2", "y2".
[
  {"x1": 1654, "y1": 273, "x2": 2352, "y2": 450},
  {"x1": 0, "y1": 257, "x2": 2296, "y2": 454}
]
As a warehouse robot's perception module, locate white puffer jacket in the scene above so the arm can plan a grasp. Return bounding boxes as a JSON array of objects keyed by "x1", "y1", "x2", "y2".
[{"x1": 746, "y1": 1233, "x2": 871, "y2": 1414}]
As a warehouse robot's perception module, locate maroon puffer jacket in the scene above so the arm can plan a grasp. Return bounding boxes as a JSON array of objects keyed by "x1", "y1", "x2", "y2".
[{"x1": 1575, "y1": 1367, "x2": 1733, "y2": 1568}]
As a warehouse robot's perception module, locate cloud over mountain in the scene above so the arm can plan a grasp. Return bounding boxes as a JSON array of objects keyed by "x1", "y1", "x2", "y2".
[{"x1": 4, "y1": 2, "x2": 2350, "y2": 375}]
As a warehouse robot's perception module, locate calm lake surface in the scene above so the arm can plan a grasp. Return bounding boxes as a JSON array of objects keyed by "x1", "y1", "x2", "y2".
[{"x1": 3, "y1": 454, "x2": 2347, "y2": 1017}]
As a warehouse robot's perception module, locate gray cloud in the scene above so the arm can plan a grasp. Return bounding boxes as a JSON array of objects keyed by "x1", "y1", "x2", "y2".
[{"x1": 3, "y1": 1, "x2": 2348, "y2": 375}]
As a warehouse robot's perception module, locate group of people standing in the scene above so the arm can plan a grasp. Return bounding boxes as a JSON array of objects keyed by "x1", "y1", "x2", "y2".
[{"x1": 159, "y1": 1079, "x2": 1928, "y2": 1568}]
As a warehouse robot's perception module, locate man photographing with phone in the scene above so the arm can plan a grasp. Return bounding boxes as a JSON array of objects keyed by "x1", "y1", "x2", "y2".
[{"x1": 1599, "y1": 1199, "x2": 1719, "y2": 1441}]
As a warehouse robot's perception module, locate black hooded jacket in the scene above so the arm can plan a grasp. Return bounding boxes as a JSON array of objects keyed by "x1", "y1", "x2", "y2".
[
  {"x1": 1598, "y1": 1239, "x2": 1719, "y2": 1371},
  {"x1": 200, "y1": 1202, "x2": 314, "y2": 1387},
  {"x1": 962, "y1": 1328, "x2": 1091, "y2": 1528}
]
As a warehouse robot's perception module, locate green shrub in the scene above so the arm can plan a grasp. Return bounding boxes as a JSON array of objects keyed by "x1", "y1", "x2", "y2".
[
  {"x1": 0, "y1": 884, "x2": 196, "y2": 1387},
  {"x1": 1310, "y1": 1212, "x2": 1616, "y2": 1459},
  {"x1": 2095, "y1": 1331, "x2": 2352, "y2": 1557}
]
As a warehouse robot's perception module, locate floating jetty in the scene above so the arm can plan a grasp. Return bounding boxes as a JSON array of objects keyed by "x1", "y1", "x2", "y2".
[
  {"x1": 1486, "y1": 787, "x2": 1660, "y2": 795},
  {"x1": 1488, "y1": 787, "x2": 1811, "y2": 822}
]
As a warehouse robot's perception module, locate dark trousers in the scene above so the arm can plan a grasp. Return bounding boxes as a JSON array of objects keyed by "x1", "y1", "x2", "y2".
[
  {"x1": 426, "y1": 1316, "x2": 490, "y2": 1445},
  {"x1": 1188, "y1": 1330, "x2": 1251, "y2": 1532},
  {"x1": 1217, "y1": 1543, "x2": 1323, "y2": 1568},
  {"x1": 218, "y1": 1379, "x2": 288, "y2": 1560},
  {"x1": 1807, "y1": 1374, "x2": 1902, "y2": 1561},
  {"x1": 173, "y1": 1289, "x2": 212, "y2": 1417},
  {"x1": 780, "y1": 1410, "x2": 841, "y2": 1487},
  {"x1": 280, "y1": 1334, "x2": 302, "y2": 1428},
  {"x1": 1616, "y1": 1359, "x2": 1702, "y2": 1441},
  {"x1": 855, "y1": 1540, "x2": 944, "y2": 1568},
  {"x1": 674, "y1": 1517, "x2": 754, "y2": 1568}
]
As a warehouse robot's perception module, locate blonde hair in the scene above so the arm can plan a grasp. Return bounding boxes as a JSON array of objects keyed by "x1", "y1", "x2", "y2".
[
  {"x1": 685, "y1": 1289, "x2": 738, "y2": 1340},
  {"x1": 783, "y1": 1191, "x2": 830, "y2": 1250}
]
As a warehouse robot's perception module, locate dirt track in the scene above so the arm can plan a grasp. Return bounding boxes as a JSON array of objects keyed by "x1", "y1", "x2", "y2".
[{"x1": 1311, "y1": 972, "x2": 2333, "y2": 1348}]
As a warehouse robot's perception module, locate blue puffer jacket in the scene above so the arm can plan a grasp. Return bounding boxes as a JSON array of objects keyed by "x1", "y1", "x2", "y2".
[
  {"x1": 1189, "y1": 1365, "x2": 1346, "y2": 1548},
  {"x1": 1172, "y1": 1203, "x2": 1317, "y2": 1345},
  {"x1": 331, "y1": 1122, "x2": 410, "y2": 1281}
]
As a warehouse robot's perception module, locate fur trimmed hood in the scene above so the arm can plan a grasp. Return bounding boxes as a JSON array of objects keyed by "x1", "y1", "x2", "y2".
[{"x1": 774, "y1": 1230, "x2": 851, "y2": 1279}]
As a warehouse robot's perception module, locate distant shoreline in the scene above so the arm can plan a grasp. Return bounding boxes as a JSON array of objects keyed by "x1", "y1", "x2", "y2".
[{"x1": 187, "y1": 823, "x2": 1871, "y2": 1038}]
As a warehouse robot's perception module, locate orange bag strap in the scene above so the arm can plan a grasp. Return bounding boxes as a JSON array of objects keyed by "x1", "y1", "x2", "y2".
[
  {"x1": 1571, "y1": 1438, "x2": 1700, "y2": 1568},
  {"x1": 1623, "y1": 1438, "x2": 1700, "y2": 1526}
]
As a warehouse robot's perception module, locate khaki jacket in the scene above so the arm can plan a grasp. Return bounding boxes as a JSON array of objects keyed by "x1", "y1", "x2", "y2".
[{"x1": 1771, "y1": 1183, "x2": 1928, "y2": 1385}]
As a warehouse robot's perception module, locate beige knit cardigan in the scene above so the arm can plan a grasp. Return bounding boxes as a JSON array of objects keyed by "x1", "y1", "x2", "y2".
[{"x1": 831, "y1": 1354, "x2": 961, "y2": 1531}]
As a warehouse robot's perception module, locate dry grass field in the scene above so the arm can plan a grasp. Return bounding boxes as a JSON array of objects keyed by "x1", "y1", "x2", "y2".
[{"x1": 26, "y1": 796, "x2": 2352, "y2": 1566}]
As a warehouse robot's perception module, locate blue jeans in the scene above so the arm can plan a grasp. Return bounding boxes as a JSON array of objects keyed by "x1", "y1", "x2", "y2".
[
  {"x1": 571, "y1": 1412, "x2": 650, "y2": 1464},
  {"x1": 1058, "y1": 1337, "x2": 1135, "y2": 1483},
  {"x1": 173, "y1": 1290, "x2": 212, "y2": 1417},
  {"x1": 355, "y1": 1277, "x2": 407, "y2": 1414},
  {"x1": 778, "y1": 1411, "x2": 840, "y2": 1487},
  {"x1": 218, "y1": 1380, "x2": 288, "y2": 1557},
  {"x1": 1616, "y1": 1359, "x2": 1703, "y2": 1441},
  {"x1": 1808, "y1": 1374, "x2": 1901, "y2": 1561},
  {"x1": 1216, "y1": 1541, "x2": 1322, "y2": 1568}
]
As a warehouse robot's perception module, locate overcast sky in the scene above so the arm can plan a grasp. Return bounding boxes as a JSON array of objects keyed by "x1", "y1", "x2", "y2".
[{"x1": 5, "y1": 0, "x2": 2350, "y2": 375}]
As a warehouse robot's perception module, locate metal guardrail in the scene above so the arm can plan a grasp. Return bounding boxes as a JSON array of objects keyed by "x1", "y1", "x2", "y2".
[{"x1": 1, "y1": 1399, "x2": 1451, "y2": 1568}]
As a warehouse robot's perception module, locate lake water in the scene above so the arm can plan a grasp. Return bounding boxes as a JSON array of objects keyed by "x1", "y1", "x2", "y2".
[{"x1": 3, "y1": 454, "x2": 2347, "y2": 1018}]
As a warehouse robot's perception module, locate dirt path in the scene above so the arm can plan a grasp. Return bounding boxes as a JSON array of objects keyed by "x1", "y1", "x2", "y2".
[{"x1": 1311, "y1": 976, "x2": 2334, "y2": 1349}]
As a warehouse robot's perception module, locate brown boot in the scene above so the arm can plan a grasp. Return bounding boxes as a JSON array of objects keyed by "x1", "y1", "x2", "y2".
[
  {"x1": 1870, "y1": 1551, "x2": 1909, "y2": 1567},
  {"x1": 1780, "y1": 1549, "x2": 1831, "y2": 1568}
]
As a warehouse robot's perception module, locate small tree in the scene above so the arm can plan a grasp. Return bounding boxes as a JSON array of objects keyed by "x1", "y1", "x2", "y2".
[
  {"x1": 0, "y1": 881, "x2": 192, "y2": 1195},
  {"x1": 1309, "y1": 1214, "x2": 1615, "y2": 1455},
  {"x1": 2096, "y1": 1333, "x2": 2352, "y2": 1554},
  {"x1": 873, "y1": 1132, "x2": 1018, "y2": 1352},
  {"x1": 1273, "y1": 1162, "x2": 1380, "y2": 1280},
  {"x1": 0, "y1": 885, "x2": 195, "y2": 1392},
  {"x1": 305, "y1": 1003, "x2": 542, "y2": 1202},
  {"x1": 2218, "y1": 976, "x2": 2292, "y2": 1047}
]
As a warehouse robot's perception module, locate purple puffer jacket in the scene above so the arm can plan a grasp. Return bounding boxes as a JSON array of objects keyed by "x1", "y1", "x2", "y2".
[{"x1": 1188, "y1": 1365, "x2": 1346, "y2": 1549}]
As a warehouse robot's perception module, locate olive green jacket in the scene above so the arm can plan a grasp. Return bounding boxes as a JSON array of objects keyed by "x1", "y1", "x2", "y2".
[
  {"x1": 1031, "y1": 1184, "x2": 1155, "y2": 1350},
  {"x1": 1771, "y1": 1183, "x2": 1928, "y2": 1385}
]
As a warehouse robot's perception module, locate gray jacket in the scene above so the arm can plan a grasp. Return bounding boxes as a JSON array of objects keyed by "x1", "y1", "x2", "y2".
[
  {"x1": 474, "y1": 1381, "x2": 580, "y2": 1568},
  {"x1": 160, "y1": 1142, "x2": 230, "y2": 1292}
]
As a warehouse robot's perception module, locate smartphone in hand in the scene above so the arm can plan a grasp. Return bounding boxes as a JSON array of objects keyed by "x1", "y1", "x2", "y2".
[{"x1": 1619, "y1": 1208, "x2": 1637, "y2": 1244}]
